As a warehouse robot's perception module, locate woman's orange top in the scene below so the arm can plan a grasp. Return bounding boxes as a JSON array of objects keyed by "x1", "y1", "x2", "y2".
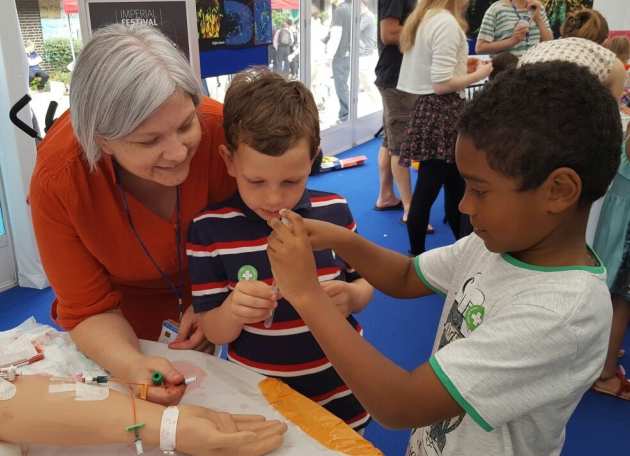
[{"x1": 30, "y1": 97, "x2": 236, "y2": 340}]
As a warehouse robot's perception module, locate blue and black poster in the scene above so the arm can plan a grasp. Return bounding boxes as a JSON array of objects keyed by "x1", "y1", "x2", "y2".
[{"x1": 197, "y1": 0, "x2": 272, "y2": 50}]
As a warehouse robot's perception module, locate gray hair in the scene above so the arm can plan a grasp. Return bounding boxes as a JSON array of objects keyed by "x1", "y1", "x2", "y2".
[{"x1": 70, "y1": 24, "x2": 202, "y2": 170}]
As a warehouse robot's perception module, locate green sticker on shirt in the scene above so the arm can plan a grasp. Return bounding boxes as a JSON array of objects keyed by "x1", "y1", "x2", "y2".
[
  {"x1": 464, "y1": 305, "x2": 485, "y2": 332},
  {"x1": 238, "y1": 265, "x2": 258, "y2": 281}
]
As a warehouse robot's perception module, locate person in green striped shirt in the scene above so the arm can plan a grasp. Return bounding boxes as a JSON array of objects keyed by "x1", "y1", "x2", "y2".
[{"x1": 475, "y1": 0, "x2": 553, "y2": 56}]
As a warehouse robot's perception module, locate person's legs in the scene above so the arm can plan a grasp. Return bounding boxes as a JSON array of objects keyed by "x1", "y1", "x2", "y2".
[
  {"x1": 407, "y1": 160, "x2": 446, "y2": 255},
  {"x1": 28, "y1": 66, "x2": 37, "y2": 83},
  {"x1": 375, "y1": 90, "x2": 400, "y2": 209},
  {"x1": 594, "y1": 294, "x2": 630, "y2": 399},
  {"x1": 376, "y1": 145, "x2": 399, "y2": 208},
  {"x1": 383, "y1": 88, "x2": 418, "y2": 220},
  {"x1": 443, "y1": 163, "x2": 465, "y2": 239},
  {"x1": 277, "y1": 46, "x2": 290, "y2": 75},
  {"x1": 332, "y1": 56, "x2": 350, "y2": 122},
  {"x1": 391, "y1": 156, "x2": 412, "y2": 222},
  {"x1": 375, "y1": 89, "x2": 397, "y2": 209},
  {"x1": 35, "y1": 69, "x2": 49, "y2": 89},
  {"x1": 268, "y1": 45, "x2": 277, "y2": 71}
]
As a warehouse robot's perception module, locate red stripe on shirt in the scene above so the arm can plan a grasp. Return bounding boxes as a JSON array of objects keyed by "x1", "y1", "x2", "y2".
[
  {"x1": 191, "y1": 280, "x2": 230, "y2": 292},
  {"x1": 311, "y1": 385, "x2": 350, "y2": 403},
  {"x1": 346, "y1": 410, "x2": 369, "y2": 426},
  {"x1": 228, "y1": 350, "x2": 330, "y2": 372},
  {"x1": 318, "y1": 266, "x2": 341, "y2": 276},
  {"x1": 196, "y1": 207, "x2": 243, "y2": 216},
  {"x1": 187, "y1": 237, "x2": 268, "y2": 253},
  {"x1": 248, "y1": 318, "x2": 306, "y2": 330},
  {"x1": 310, "y1": 194, "x2": 343, "y2": 203}
]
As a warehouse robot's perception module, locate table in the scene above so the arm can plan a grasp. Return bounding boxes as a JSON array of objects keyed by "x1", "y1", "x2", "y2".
[{"x1": 0, "y1": 320, "x2": 380, "y2": 456}]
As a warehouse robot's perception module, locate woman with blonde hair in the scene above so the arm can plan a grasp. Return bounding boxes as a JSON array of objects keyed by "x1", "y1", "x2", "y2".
[{"x1": 397, "y1": 0, "x2": 492, "y2": 255}]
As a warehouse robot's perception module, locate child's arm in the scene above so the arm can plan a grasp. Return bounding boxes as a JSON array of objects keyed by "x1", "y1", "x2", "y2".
[
  {"x1": 201, "y1": 282, "x2": 277, "y2": 345},
  {"x1": 267, "y1": 214, "x2": 462, "y2": 428},
  {"x1": 0, "y1": 375, "x2": 286, "y2": 455},
  {"x1": 293, "y1": 294, "x2": 461, "y2": 428},
  {"x1": 275, "y1": 211, "x2": 433, "y2": 299}
]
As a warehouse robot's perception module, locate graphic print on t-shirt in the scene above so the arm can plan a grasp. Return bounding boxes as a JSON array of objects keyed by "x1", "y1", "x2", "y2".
[{"x1": 408, "y1": 273, "x2": 487, "y2": 456}]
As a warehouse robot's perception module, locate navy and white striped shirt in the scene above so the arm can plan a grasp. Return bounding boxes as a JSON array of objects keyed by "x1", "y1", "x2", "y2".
[{"x1": 187, "y1": 189, "x2": 370, "y2": 430}]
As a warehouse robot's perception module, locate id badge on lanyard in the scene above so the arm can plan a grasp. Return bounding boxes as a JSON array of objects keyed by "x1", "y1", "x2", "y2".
[{"x1": 158, "y1": 319, "x2": 180, "y2": 344}]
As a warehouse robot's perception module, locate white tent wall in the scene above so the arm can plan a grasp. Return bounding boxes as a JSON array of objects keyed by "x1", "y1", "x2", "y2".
[
  {"x1": 0, "y1": 2, "x2": 48, "y2": 289},
  {"x1": 594, "y1": 0, "x2": 630, "y2": 31}
]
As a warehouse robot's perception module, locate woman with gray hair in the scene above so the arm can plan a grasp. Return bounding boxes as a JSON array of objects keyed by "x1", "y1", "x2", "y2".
[{"x1": 30, "y1": 24, "x2": 236, "y2": 405}]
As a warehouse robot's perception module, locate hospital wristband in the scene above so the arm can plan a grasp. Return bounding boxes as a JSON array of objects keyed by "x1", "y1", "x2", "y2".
[{"x1": 160, "y1": 406, "x2": 179, "y2": 455}]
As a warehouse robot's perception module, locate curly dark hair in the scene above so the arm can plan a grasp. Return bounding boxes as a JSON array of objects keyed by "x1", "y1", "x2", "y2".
[{"x1": 458, "y1": 61, "x2": 622, "y2": 205}]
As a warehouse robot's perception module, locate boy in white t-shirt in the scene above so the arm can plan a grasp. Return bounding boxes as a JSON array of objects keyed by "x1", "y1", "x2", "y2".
[{"x1": 266, "y1": 61, "x2": 623, "y2": 456}]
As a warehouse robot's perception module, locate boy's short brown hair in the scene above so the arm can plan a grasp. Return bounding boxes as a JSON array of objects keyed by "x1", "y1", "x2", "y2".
[{"x1": 223, "y1": 68, "x2": 320, "y2": 159}]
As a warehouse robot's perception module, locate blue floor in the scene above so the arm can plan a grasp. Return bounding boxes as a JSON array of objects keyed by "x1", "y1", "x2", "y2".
[{"x1": 1, "y1": 138, "x2": 628, "y2": 455}]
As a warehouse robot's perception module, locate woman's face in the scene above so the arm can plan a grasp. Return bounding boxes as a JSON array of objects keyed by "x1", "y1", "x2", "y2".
[{"x1": 100, "y1": 90, "x2": 201, "y2": 187}]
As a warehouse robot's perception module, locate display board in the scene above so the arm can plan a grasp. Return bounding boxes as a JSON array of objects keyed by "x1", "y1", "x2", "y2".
[
  {"x1": 197, "y1": 0, "x2": 272, "y2": 77},
  {"x1": 79, "y1": 0, "x2": 200, "y2": 76},
  {"x1": 197, "y1": 0, "x2": 272, "y2": 49}
]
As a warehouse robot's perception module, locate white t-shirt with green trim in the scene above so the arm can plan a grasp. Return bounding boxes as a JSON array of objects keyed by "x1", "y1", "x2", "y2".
[{"x1": 407, "y1": 234, "x2": 611, "y2": 456}]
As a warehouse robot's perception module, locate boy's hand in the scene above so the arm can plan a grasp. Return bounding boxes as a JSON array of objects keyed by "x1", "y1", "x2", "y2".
[
  {"x1": 320, "y1": 280, "x2": 357, "y2": 317},
  {"x1": 267, "y1": 211, "x2": 322, "y2": 305},
  {"x1": 226, "y1": 281, "x2": 278, "y2": 325}
]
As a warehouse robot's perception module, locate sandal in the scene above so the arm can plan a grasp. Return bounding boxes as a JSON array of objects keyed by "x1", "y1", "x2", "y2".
[
  {"x1": 592, "y1": 365, "x2": 630, "y2": 400},
  {"x1": 374, "y1": 201, "x2": 403, "y2": 211}
]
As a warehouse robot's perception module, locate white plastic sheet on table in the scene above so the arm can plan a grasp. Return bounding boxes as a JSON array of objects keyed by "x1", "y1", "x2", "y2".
[{"x1": 0, "y1": 319, "x2": 344, "y2": 456}]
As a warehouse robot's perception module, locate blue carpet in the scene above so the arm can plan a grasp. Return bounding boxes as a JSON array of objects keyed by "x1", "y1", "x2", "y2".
[{"x1": 0, "y1": 138, "x2": 628, "y2": 455}]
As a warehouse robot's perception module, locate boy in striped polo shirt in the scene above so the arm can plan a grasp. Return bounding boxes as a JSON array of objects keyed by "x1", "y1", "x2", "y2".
[
  {"x1": 476, "y1": 0, "x2": 552, "y2": 57},
  {"x1": 187, "y1": 69, "x2": 373, "y2": 431}
]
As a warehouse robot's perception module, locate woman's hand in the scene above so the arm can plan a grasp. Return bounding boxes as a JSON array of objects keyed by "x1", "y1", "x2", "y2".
[
  {"x1": 125, "y1": 355, "x2": 186, "y2": 405},
  {"x1": 178, "y1": 405, "x2": 287, "y2": 456},
  {"x1": 169, "y1": 306, "x2": 215, "y2": 353}
]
